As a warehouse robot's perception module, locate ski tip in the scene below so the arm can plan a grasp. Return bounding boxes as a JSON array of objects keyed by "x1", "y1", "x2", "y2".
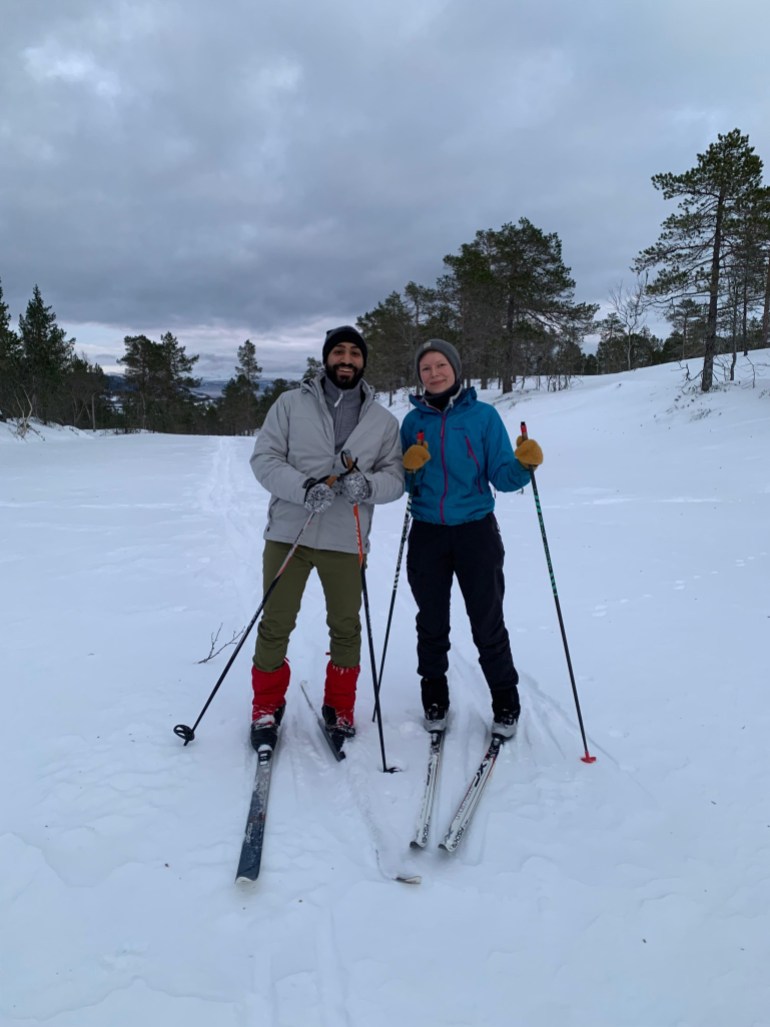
[
  {"x1": 409, "y1": 839, "x2": 426, "y2": 850},
  {"x1": 235, "y1": 875, "x2": 257, "y2": 886},
  {"x1": 395, "y1": 873, "x2": 422, "y2": 885}
]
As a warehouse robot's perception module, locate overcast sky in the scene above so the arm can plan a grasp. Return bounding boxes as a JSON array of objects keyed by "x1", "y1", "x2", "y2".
[{"x1": 3, "y1": 0, "x2": 770, "y2": 377}]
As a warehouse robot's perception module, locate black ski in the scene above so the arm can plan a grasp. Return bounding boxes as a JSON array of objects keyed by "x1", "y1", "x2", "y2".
[
  {"x1": 410, "y1": 728, "x2": 446, "y2": 848},
  {"x1": 299, "y1": 680, "x2": 346, "y2": 761},
  {"x1": 235, "y1": 743, "x2": 275, "y2": 883},
  {"x1": 439, "y1": 732, "x2": 509, "y2": 853}
]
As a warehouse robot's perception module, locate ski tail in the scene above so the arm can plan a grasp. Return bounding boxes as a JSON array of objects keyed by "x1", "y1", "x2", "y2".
[{"x1": 410, "y1": 728, "x2": 446, "y2": 849}]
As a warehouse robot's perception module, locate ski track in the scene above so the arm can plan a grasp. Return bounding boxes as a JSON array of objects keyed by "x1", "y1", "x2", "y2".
[
  {"x1": 253, "y1": 697, "x2": 415, "y2": 1023},
  {"x1": 197, "y1": 436, "x2": 262, "y2": 613}
]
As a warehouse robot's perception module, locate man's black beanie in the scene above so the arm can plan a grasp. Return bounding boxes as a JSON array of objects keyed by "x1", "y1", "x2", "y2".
[{"x1": 323, "y1": 325, "x2": 368, "y2": 367}]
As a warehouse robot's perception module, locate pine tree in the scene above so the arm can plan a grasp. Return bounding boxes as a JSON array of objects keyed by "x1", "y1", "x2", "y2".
[
  {"x1": 68, "y1": 355, "x2": 109, "y2": 429},
  {"x1": 595, "y1": 313, "x2": 626, "y2": 373},
  {"x1": 442, "y1": 220, "x2": 596, "y2": 392},
  {"x1": 254, "y1": 378, "x2": 299, "y2": 426},
  {"x1": 17, "y1": 285, "x2": 75, "y2": 423},
  {"x1": 634, "y1": 128, "x2": 764, "y2": 392},
  {"x1": 358, "y1": 290, "x2": 423, "y2": 400},
  {"x1": 729, "y1": 185, "x2": 770, "y2": 357},
  {"x1": 665, "y1": 298, "x2": 704, "y2": 361},
  {"x1": 119, "y1": 333, "x2": 201, "y2": 432},
  {"x1": 235, "y1": 339, "x2": 262, "y2": 388},
  {"x1": 439, "y1": 241, "x2": 504, "y2": 387},
  {"x1": 217, "y1": 340, "x2": 263, "y2": 435},
  {"x1": 0, "y1": 279, "x2": 22, "y2": 421},
  {"x1": 302, "y1": 356, "x2": 323, "y2": 381}
]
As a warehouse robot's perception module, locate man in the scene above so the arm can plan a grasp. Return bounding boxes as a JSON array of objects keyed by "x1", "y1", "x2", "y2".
[{"x1": 248, "y1": 325, "x2": 403, "y2": 751}]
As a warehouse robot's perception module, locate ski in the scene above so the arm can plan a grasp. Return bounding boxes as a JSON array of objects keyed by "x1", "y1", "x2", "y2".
[
  {"x1": 299, "y1": 680, "x2": 346, "y2": 761},
  {"x1": 410, "y1": 728, "x2": 446, "y2": 849},
  {"x1": 439, "y1": 732, "x2": 507, "y2": 853},
  {"x1": 235, "y1": 743, "x2": 275, "y2": 883}
]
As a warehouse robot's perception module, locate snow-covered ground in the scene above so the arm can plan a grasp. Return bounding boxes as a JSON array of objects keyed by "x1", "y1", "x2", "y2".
[{"x1": 2, "y1": 352, "x2": 769, "y2": 1027}]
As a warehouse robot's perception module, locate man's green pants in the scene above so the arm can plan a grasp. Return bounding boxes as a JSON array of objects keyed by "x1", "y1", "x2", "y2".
[{"x1": 253, "y1": 542, "x2": 363, "y2": 671}]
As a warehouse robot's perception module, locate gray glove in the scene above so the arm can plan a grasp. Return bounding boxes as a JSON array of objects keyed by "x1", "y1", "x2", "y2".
[
  {"x1": 339, "y1": 470, "x2": 371, "y2": 504},
  {"x1": 304, "y1": 481, "x2": 336, "y2": 513}
]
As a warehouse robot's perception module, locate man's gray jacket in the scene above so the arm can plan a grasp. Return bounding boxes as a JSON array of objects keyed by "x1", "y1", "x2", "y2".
[{"x1": 250, "y1": 375, "x2": 404, "y2": 554}]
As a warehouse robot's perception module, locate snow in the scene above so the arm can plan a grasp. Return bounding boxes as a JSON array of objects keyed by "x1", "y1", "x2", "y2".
[{"x1": 2, "y1": 352, "x2": 769, "y2": 1027}]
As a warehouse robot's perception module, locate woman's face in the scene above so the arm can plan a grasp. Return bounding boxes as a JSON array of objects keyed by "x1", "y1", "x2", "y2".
[{"x1": 419, "y1": 352, "x2": 456, "y2": 394}]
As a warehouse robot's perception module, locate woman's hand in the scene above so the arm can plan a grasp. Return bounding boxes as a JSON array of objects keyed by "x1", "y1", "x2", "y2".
[{"x1": 514, "y1": 436, "x2": 543, "y2": 469}]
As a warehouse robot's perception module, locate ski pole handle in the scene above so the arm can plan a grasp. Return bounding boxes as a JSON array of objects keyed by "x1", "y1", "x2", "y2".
[{"x1": 340, "y1": 450, "x2": 359, "y2": 475}]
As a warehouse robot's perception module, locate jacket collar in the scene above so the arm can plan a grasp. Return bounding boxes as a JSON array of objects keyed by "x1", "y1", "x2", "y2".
[
  {"x1": 303, "y1": 371, "x2": 375, "y2": 411},
  {"x1": 409, "y1": 385, "x2": 476, "y2": 413}
]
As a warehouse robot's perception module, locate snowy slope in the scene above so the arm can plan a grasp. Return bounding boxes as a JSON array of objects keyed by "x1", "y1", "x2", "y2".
[{"x1": 1, "y1": 352, "x2": 769, "y2": 1027}]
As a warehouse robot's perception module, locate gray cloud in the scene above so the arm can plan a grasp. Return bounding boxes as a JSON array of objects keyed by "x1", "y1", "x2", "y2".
[{"x1": 3, "y1": 0, "x2": 770, "y2": 374}]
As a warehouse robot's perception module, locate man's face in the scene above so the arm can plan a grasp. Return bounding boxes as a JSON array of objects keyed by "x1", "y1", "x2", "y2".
[
  {"x1": 325, "y1": 342, "x2": 365, "y2": 389},
  {"x1": 419, "y1": 352, "x2": 456, "y2": 394}
]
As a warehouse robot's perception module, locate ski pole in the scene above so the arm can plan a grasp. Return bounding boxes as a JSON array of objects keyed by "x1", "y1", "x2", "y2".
[
  {"x1": 173, "y1": 509, "x2": 317, "y2": 745},
  {"x1": 373, "y1": 428, "x2": 426, "y2": 717},
  {"x1": 371, "y1": 493, "x2": 412, "y2": 721},
  {"x1": 341, "y1": 451, "x2": 397, "y2": 774},
  {"x1": 520, "y1": 421, "x2": 596, "y2": 764}
]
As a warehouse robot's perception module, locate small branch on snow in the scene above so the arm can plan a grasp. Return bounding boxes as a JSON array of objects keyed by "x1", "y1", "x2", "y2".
[{"x1": 196, "y1": 624, "x2": 246, "y2": 664}]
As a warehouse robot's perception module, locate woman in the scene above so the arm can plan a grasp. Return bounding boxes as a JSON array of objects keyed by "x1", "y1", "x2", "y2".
[{"x1": 400, "y1": 339, "x2": 543, "y2": 739}]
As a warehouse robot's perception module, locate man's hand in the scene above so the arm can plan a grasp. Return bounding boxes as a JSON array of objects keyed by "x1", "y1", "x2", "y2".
[
  {"x1": 339, "y1": 471, "x2": 371, "y2": 504},
  {"x1": 304, "y1": 479, "x2": 336, "y2": 513}
]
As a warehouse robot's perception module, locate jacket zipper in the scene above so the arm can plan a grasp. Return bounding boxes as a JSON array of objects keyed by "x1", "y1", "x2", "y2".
[
  {"x1": 465, "y1": 437, "x2": 484, "y2": 493},
  {"x1": 439, "y1": 414, "x2": 448, "y2": 523}
]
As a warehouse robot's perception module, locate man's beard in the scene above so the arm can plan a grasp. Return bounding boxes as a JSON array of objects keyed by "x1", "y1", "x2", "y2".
[{"x1": 325, "y1": 363, "x2": 365, "y2": 390}]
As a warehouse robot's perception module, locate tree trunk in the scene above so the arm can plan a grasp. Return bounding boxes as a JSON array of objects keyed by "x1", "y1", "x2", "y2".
[
  {"x1": 702, "y1": 189, "x2": 725, "y2": 392},
  {"x1": 500, "y1": 338, "x2": 514, "y2": 393},
  {"x1": 761, "y1": 253, "x2": 770, "y2": 348},
  {"x1": 729, "y1": 291, "x2": 738, "y2": 382}
]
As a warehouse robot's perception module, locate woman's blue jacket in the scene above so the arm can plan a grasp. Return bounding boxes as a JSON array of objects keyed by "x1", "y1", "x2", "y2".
[{"x1": 400, "y1": 388, "x2": 531, "y2": 526}]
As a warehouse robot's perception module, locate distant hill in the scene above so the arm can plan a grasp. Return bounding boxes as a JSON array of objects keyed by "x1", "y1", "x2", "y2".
[
  {"x1": 193, "y1": 379, "x2": 232, "y2": 400},
  {"x1": 104, "y1": 374, "x2": 278, "y2": 400}
]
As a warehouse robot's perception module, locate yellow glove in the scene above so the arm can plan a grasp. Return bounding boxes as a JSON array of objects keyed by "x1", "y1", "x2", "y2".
[
  {"x1": 403, "y1": 442, "x2": 431, "y2": 472},
  {"x1": 515, "y1": 437, "x2": 543, "y2": 469}
]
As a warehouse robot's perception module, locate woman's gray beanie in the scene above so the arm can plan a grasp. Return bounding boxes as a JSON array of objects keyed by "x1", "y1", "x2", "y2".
[{"x1": 414, "y1": 339, "x2": 462, "y2": 382}]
